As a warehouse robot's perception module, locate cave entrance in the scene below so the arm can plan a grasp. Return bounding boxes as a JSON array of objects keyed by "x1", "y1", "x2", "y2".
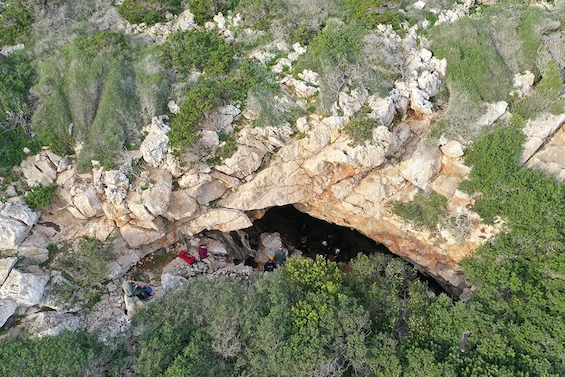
[{"x1": 243, "y1": 205, "x2": 445, "y2": 295}]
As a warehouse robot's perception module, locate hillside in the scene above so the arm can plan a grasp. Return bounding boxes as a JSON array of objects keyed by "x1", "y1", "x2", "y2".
[{"x1": 1, "y1": 0, "x2": 565, "y2": 375}]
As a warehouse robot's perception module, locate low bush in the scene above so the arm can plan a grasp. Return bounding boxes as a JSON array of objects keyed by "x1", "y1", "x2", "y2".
[
  {"x1": 0, "y1": 331, "x2": 106, "y2": 377},
  {"x1": 161, "y1": 29, "x2": 235, "y2": 76},
  {"x1": 343, "y1": 116, "x2": 380, "y2": 145},
  {"x1": 511, "y1": 60, "x2": 565, "y2": 123},
  {"x1": 340, "y1": 0, "x2": 407, "y2": 30},
  {"x1": 0, "y1": 127, "x2": 40, "y2": 176},
  {"x1": 118, "y1": 0, "x2": 183, "y2": 26},
  {"x1": 393, "y1": 191, "x2": 448, "y2": 230},
  {"x1": 25, "y1": 184, "x2": 57, "y2": 210},
  {"x1": 0, "y1": 0, "x2": 33, "y2": 45},
  {"x1": 50, "y1": 237, "x2": 113, "y2": 309},
  {"x1": 236, "y1": 0, "x2": 341, "y2": 44}
]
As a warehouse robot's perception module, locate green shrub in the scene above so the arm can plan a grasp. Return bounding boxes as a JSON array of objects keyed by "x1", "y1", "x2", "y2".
[
  {"x1": 0, "y1": 0, "x2": 33, "y2": 45},
  {"x1": 25, "y1": 184, "x2": 57, "y2": 210},
  {"x1": 189, "y1": 0, "x2": 229, "y2": 25},
  {"x1": 429, "y1": 17, "x2": 513, "y2": 104},
  {"x1": 0, "y1": 127, "x2": 40, "y2": 175},
  {"x1": 119, "y1": 0, "x2": 183, "y2": 25},
  {"x1": 51, "y1": 237, "x2": 113, "y2": 309},
  {"x1": 236, "y1": 0, "x2": 341, "y2": 44},
  {"x1": 343, "y1": 116, "x2": 380, "y2": 145},
  {"x1": 511, "y1": 60, "x2": 565, "y2": 122},
  {"x1": 340, "y1": 0, "x2": 406, "y2": 30},
  {"x1": 393, "y1": 191, "x2": 448, "y2": 230},
  {"x1": 0, "y1": 50, "x2": 34, "y2": 122},
  {"x1": 0, "y1": 331, "x2": 106, "y2": 377},
  {"x1": 161, "y1": 29, "x2": 235, "y2": 76}
]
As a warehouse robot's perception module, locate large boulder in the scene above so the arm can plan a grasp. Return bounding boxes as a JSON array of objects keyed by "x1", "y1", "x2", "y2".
[
  {"x1": 24, "y1": 312, "x2": 81, "y2": 338},
  {"x1": 0, "y1": 269, "x2": 50, "y2": 306},
  {"x1": 73, "y1": 187, "x2": 104, "y2": 218},
  {"x1": 0, "y1": 218, "x2": 32, "y2": 250},
  {"x1": 166, "y1": 190, "x2": 200, "y2": 221},
  {"x1": 120, "y1": 217, "x2": 166, "y2": 248},
  {"x1": 1, "y1": 200, "x2": 40, "y2": 227},
  {"x1": 140, "y1": 116, "x2": 170, "y2": 168},
  {"x1": 142, "y1": 169, "x2": 173, "y2": 217},
  {"x1": 181, "y1": 209, "x2": 252, "y2": 235}
]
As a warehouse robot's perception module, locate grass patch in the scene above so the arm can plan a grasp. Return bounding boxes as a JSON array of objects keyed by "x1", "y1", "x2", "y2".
[
  {"x1": 343, "y1": 116, "x2": 381, "y2": 146},
  {"x1": 32, "y1": 31, "x2": 169, "y2": 172},
  {"x1": 429, "y1": 17, "x2": 513, "y2": 105},
  {"x1": 393, "y1": 191, "x2": 448, "y2": 230}
]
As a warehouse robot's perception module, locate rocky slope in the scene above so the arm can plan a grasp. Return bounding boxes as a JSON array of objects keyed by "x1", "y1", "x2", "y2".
[{"x1": 2, "y1": 2, "x2": 565, "y2": 337}]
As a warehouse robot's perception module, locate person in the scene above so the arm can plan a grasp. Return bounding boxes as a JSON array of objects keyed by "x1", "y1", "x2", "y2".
[
  {"x1": 199, "y1": 243, "x2": 216, "y2": 272},
  {"x1": 321, "y1": 240, "x2": 333, "y2": 259},
  {"x1": 264, "y1": 255, "x2": 277, "y2": 272},
  {"x1": 333, "y1": 248, "x2": 342, "y2": 263},
  {"x1": 275, "y1": 244, "x2": 288, "y2": 266},
  {"x1": 122, "y1": 279, "x2": 145, "y2": 318}
]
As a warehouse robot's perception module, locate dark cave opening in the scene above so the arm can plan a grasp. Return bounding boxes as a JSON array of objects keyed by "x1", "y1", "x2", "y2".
[{"x1": 242, "y1": 205, "x2": 446, "y2": 295}]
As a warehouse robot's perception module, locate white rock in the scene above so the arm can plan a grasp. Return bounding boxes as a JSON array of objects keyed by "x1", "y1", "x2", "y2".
[
  {"x1": 0, "y1": 219, "x2": 30, "y2": 250},
  {"x1": 367, "y1": 96, "x2": 396, "y2": 127},
  {"x1": 414, "y1": 0, "x2": 426, "y2": 9},
  {"x1": 440, "y1": 140, "x2": 464, "y2": 158},
  {"x1": 200, "y1": 130, "x2": 220, "y2": 147},
  {"x1": 215, "y1": 146, "x2": 265, "y2": 179},
  {"x1": 140, "y1": 116, "x2": 170, "y2": 168},
  {"x1": 400, "y1": 144, "x2": 442, "y2": 190},
  {"x1": 296, "y1": 117, "x2": 309, "y2": 133},
  {"x1": 73, "y1": 187, "x2": 103, "y2": 218},
  {"x1": 512, "y1": 71, "x2": 535, "y2": 98},
  {"x1": 0, "y1": 299, "x2": 18, "y2": 328},
  {"x1": 25, "y1": 312, "x2": 81, "y2": 338},
  {"x1": 141, "y1": 169, "x2": 172, "y2": 217},
  {"x1": 409, "y1": 88, "x2": 433, "y2": 114},
  {"x1": 338, "y1": 89, "x2": 368, "y2": 117},
  {"x1": 418, "y1": 70, "x2": 441, "y2": 97},
  {"x1": 477, "y1": 101, "x2": 508, "y2": 127},
  {"x1": 182, "y1": 209, "x2": 252, "y2": 235},
  {"x1": 213, "y1": 12, "x2": 226, "y2": 29},
  {"x1": 1, "y1": 200, "x2": 39, "y2": 227},
  {"x1": 185, "y1": 179, "x2": 227, "y2": 206},
  {"x1": 298, "y1": 69, "x2": 319, "y2": 86},
  {"x1": 167, "y1": 100, "x2": 180, "y2": 114},
  {"x1": 161, "y1": 272, "x2": 188, "y2": 292},
  {"x1": 0, "y1": 257, "x2": 18, "y2": 285},
  {"x1": 0, "y1": 44, "x2": 24, "y2": 56},
  {"x1": 166, "y1": 190, "x2": 199, "y2": 221},
  {"x1": 0, "y1": 269, "x2": 50, "y2": 306},
  {"x1": 120, "y1": 220, "x2": 166, "y2": 248}
]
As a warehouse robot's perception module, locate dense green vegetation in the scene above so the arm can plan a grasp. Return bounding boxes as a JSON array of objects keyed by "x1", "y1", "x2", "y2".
[
  {"x1": 0, "y1": 331, "x2": 107, "y2": 377},
  {"x1": 0, "y1": 0, "x2": 33, "y2": 45}
]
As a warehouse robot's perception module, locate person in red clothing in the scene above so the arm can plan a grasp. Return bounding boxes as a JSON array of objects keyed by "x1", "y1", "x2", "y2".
[{"x1": 198, "y1": 243, "x2": 216, "y2": 272}]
